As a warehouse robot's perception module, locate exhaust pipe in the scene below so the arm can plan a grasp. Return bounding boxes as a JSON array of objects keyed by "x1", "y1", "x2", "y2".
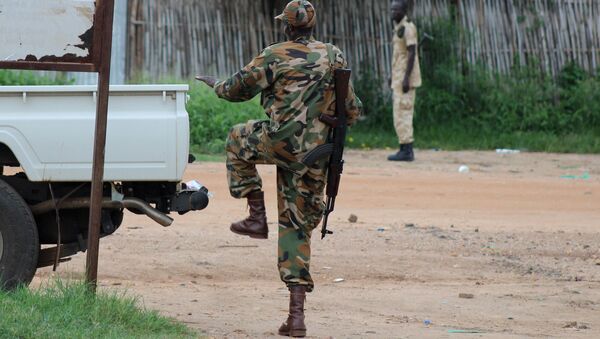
[{"x1": 30, "y1": 197, "x2": 173, "y2": 227}]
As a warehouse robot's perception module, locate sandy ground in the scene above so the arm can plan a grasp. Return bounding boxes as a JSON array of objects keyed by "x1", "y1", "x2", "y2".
[{"x1": 34, "y1": 149, "x2": 600, "y2": 338}]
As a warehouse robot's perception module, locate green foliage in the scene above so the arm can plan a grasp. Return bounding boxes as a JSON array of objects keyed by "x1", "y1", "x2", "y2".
[
  {"x1": 0, "y1": 70, "x2": 74, "y2": 86},
  {"x1": 190, "y1": 152, "x2": 226, "y2": 163},
  {"x1": 350, "y1": 18, "x2": 600, "y2": 153},
  {"x1": 353, "y1": 66, "x2": 393, "y2": 131},
  {"x1": 0, "y1": 280, "x2": 198, "y2": 339},
  {"x1": 558, "y1": 63, "x2": 600, "y2": 128},
  {"x1": 186, "y1": 83, "x2": 265, "y2": 154}
]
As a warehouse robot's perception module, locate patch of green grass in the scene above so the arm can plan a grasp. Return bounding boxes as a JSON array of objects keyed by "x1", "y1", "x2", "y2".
[
  {"x1": 191, "y1": 150, "x2": 226, "y2": 163},
  {"x1": 0, "y1": 280, "x2": 199, "y2": 339},
  {"x1": 349, "y1": 126, "x2": 600, "y2": 153},
  {"x1": 417, "y1": 127, "x2": 600, "y2": 153}
]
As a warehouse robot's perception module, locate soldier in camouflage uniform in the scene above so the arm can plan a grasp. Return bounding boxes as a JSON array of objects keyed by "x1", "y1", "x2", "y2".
[
  {"x1": 196, "y1": 1, "x2": 361, "y2": 337},
  {"x1": 388, "y1": 0, "x2": 421, "y2": 162}
]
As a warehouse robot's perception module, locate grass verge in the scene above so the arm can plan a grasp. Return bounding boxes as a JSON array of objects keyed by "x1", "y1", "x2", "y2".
[
  {"x1": 190, "y1": 149, "x2": 226, "y2": 163},
  {"x1": 0, "y1": 280, "x2": 199, "y2": 339},
  {"x1": 185, "y1": 83, "x2": 600, "y2": 155},
  {"x1": 348, "y1": 126, "x2": 600, "y2": 154}
]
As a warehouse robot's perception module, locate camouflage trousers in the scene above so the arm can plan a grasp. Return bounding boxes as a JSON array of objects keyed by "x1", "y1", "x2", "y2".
[
  {"x1": 226, "y1": 120, "x2": 327, "y2": 292},
  {"x1": 393, "y1": 88, "x2": 416, "y2": 144}
]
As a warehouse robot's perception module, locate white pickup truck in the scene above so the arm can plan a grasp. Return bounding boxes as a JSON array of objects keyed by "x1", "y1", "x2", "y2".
[{"x1": 0, "y1": 85, "x2": 209, "y2": 289}]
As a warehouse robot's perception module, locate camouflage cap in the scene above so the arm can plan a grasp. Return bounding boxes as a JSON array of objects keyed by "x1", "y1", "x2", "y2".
[{"x1": 275, "y1": 0, "x2": 317, "y2": 29}]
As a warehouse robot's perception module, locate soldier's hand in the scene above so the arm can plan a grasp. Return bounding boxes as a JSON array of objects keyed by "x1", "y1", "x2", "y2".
[
  {"x1": 402, "y1": 78, "x2": 410, "y2": 94},
  {"x1": 195, "y1": 75, "x2": 218, "y2": 88}
]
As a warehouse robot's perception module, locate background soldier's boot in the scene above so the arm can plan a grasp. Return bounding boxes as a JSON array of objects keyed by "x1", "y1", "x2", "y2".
[
  {"x1": 278, "y1": 285, "x2": 307, "y2": 338},
  {"x1": 388, "y1": 143, "x2": 415, "y2": 162},
  {"x1": 230, "y1": 191, "x2": 268, "y2": 239}
]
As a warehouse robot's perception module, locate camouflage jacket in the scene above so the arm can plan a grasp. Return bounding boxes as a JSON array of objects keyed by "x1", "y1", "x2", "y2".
[{"x1": 215, "y1": 36, "x2": 362, "y2": 170}]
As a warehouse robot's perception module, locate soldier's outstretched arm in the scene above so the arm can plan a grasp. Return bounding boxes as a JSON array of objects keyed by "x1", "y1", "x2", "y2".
[{"x1": 214, "y1": 49, "x2": 278, "y2": 102}]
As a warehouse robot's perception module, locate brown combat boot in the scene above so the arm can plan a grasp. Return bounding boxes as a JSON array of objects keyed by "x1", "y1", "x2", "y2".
[
  {"x1": 230, "y1": 191, "x2": 268, "y2": 239},
  {"x1": 278, "y1": 285, "x2": 307, "y2": 337}
]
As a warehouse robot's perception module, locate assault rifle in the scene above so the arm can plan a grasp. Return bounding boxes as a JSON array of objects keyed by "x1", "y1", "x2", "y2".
[
  {"x1": 301, "y1": 69, "x2": 351, "y2": 239},
  {"x1": 319, "y1": 69, "x2": 351, "y2": 238}
]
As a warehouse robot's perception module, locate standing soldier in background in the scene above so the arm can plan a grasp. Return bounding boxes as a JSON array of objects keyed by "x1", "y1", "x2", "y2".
[
  {"x1": 388, "y1": 0, "x2": 421, "y2": 162},
  {"x1": 196, "y1": 1, "x2": 362, "y2": 336}
]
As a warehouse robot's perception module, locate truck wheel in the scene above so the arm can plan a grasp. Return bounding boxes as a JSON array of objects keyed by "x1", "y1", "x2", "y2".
[{"x1": 0, "y1": 179, "x2": 39, "y2": 290}]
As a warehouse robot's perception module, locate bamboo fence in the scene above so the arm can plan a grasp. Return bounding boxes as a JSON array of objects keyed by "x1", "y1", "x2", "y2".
[
  {"x1": 127, "y1": 0, "x2": 600, "y2": 81},
  {"x1": 456, "y1": 0, "x2": 600, "y2": 75}
]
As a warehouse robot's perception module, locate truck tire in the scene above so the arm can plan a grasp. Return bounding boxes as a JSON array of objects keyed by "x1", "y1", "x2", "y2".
[{"x1": 0, "y1": 178, "x2": 39, "y2": 290}]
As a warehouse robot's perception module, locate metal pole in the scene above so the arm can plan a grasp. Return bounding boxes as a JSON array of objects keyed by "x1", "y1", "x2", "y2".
[{"x1": 86, "y1": 0, "x2": 115, "y2": 292}]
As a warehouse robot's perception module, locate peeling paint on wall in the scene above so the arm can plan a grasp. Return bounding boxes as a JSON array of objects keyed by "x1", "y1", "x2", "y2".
[{"x1": 0, "y1": 0, "x2": 95, "y2": 62}]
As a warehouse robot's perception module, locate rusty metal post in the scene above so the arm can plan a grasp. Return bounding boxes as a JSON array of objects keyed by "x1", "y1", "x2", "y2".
[{"x1": 85, "y1": 0, "x2": 115, "y2": 292}]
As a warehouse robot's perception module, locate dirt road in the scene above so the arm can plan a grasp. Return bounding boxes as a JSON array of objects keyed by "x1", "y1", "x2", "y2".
[{"x1": 36, "y1": 150, "x2": 600, "y2": 338}]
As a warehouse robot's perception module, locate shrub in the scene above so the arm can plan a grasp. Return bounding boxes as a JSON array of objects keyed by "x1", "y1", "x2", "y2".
[
  {"x1": 0, "y1": 70, "x2": 73, "y2": 86},
  {"x1": 186, "y1": 84, "x2": 264, "y2": 153}
]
